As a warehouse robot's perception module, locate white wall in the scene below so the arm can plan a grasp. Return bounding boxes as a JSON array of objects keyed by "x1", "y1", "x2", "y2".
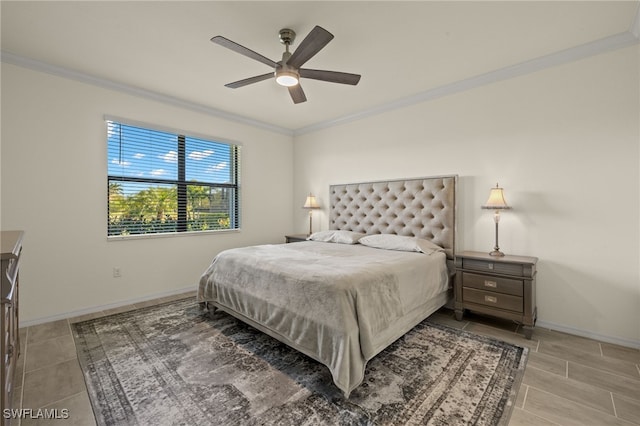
[
  {"x1": 1, "y1": 64, "x2": 294, "y2": 323},
  {"x1": 2, "y1": 44, "x2": 638, "y2": 347},
  {"x1": 293, "y1": 46, "x2": 640, "y2": 346}
]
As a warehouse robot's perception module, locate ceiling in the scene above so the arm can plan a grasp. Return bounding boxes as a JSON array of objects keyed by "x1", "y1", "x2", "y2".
[{"x1": 2, "y1": 1, "x2": 638, "y2": 134}]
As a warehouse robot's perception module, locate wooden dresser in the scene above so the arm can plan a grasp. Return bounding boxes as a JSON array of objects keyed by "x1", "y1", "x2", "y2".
[
  {"x1": 1, "y1": 231, "x2": 23, "y2": 424},
  {"x1": 454, "y1": 250, "x2": 538, "y2": 339}
]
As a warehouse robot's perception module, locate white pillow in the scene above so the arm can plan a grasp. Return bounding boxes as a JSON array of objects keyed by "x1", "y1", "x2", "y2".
[
  {"x1": 307, "y1": 230, "x2": 365, "y2": 245},
  {"x1": 359, "y1": 234, "x2": 443, "y2": 254}
]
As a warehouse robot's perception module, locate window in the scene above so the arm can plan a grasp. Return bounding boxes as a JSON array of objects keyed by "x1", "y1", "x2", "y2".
[{"x1": 107, "y1": 119, "x2": 240, "y2": 237}]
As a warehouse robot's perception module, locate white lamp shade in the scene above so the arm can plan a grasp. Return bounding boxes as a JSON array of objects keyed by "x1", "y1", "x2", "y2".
[
  {"x1": 482, "y1": 184, "x2": 511, "y2": 210},
  {"x1": 303, "y1": 194, "x2": 320, "y2": 209}
]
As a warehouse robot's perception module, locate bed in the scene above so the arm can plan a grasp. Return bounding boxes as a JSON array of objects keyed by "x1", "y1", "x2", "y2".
[{"x1": 198, "y1": 175, "x2": 457, "y2": 397}]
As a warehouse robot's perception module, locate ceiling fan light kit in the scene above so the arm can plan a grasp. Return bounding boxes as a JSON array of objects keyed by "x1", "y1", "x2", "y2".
[
  {"x1": 211, "y1": 26, "x2": 361, "y2": 104},
  {"x1": 275, "y1": 70, "x2": 299, "y2": 87}
]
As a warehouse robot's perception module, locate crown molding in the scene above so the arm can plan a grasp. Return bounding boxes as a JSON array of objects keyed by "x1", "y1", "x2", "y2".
[
  {"x1": 0, "y1": 51, "x2": 294, "y2": 137},
  {"x1": 294, "y1": 27, "x2": 640, "y2": 136}
]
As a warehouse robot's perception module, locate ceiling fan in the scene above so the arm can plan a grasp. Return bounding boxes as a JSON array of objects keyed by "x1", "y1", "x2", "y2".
[{"x1": 211, "y1": 26, "x2": 361, "y2": 104}]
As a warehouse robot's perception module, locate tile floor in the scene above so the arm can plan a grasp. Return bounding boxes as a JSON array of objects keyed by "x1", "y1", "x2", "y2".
[{"x1": 11, "y1": 294, "x2": 640, "y2": 425}]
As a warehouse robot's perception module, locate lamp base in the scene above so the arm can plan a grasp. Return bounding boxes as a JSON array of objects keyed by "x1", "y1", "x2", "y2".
[{"x1": 489, "y1": 249, "x2": 505, "y2": 257}]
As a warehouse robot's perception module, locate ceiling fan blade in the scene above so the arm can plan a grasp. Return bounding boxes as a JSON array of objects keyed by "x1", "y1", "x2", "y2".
[
  {"x1": 299, "y1": 69, "x2": 361, "y2": 85},
  {"x1": 225, "y1": 73, "x2": 273, "y2": 89},
  {"x1": 286, "y1": 26, "x2": 334, "y2": 69},
  {"x1": 211, "y1": 36, "x2": 277, "y2": 68},
  {"x1": 288, "y1": 84, "x2": 307, "y2": 104}
]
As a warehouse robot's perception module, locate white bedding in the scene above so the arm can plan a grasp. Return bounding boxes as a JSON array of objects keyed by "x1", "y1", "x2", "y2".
[{"x1": 198, "y1": 240, "x2": 449, "y2": 397}]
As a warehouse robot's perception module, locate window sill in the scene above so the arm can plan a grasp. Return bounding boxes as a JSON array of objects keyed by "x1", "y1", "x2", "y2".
[{"x1": 106, "y1": 228, "x2": 241, "y2": 241}]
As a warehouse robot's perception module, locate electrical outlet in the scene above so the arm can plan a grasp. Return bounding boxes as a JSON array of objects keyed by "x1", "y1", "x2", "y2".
[{"x1": 113, "y1": 267, "x2": 121, "y2": 278}]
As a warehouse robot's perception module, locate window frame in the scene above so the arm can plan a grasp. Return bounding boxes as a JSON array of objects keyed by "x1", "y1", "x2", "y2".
[{"x1": 105, "y1": 116, "x2": 241, "y2": 239}]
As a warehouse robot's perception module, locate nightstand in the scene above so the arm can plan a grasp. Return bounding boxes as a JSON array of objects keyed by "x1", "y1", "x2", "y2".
[
  {"x1": 285, "y1": 234, "x2": 308, "y2": 243},
  {"x1": 454, "y1": 251, "x2": 538, "y2": 339}
]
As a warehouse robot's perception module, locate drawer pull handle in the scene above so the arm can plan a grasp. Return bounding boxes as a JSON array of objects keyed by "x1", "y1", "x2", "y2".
[
  {"x1": 484, "y1": 295, "x2": 497, "y2": 303},
  {"x1": 487, "y1": 263, "x2": 494, "y2": 270},
  {"x1": 484, "y1": 280, "x2": 497, "y2": 288}
]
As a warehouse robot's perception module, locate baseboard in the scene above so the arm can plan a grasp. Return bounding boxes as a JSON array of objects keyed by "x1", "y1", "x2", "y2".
[
  {"x1": 536, "y1": 319, "x2": 640, "y2": 350},
  {"x1": 20, "y1": 285, "x2": 196, "y2": 328},
  {"x1": 21, "y1": 291, "x2": 640, "y2": 350}
]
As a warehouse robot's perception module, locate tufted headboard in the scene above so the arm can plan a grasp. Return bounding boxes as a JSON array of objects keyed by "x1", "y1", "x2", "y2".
[{"x1": 329, "y1": 175, "x2": 457, "y2": 259}]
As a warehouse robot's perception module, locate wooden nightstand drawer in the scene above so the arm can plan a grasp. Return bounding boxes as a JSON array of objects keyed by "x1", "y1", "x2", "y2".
[
  {"x1": 462, "y1": 272, "x2": 523, "y2": 296},
  {"x1": 461, "y1": 258, "x2": 524, "y2": 277},
  {"x1": 463, "y1": 287, "x2": 523, "y2": 313}
]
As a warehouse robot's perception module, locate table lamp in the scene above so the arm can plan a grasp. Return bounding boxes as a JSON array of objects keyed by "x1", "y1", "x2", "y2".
[
  {"x1": 302, "y1": 194, "x2": 320, "y2": 236},
  {"x1": 481, "y1": 183, "x2": 512, "y2": 257}
]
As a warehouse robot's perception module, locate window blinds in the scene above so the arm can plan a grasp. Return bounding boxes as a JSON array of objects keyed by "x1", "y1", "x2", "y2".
[{"x1": 107, "y1": 120, "x2": 240, "y2": 236}]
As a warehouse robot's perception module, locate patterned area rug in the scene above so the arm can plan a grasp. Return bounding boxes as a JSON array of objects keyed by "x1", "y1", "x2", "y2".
[{"x1": 72, "y1": 298, "x2": 527, "y2": 426}]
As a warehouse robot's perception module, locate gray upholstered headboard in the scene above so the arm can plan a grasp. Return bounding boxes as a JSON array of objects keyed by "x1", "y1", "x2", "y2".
[{"x1": 329, "y1": 175, "x2": 457, "y2": 259}]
